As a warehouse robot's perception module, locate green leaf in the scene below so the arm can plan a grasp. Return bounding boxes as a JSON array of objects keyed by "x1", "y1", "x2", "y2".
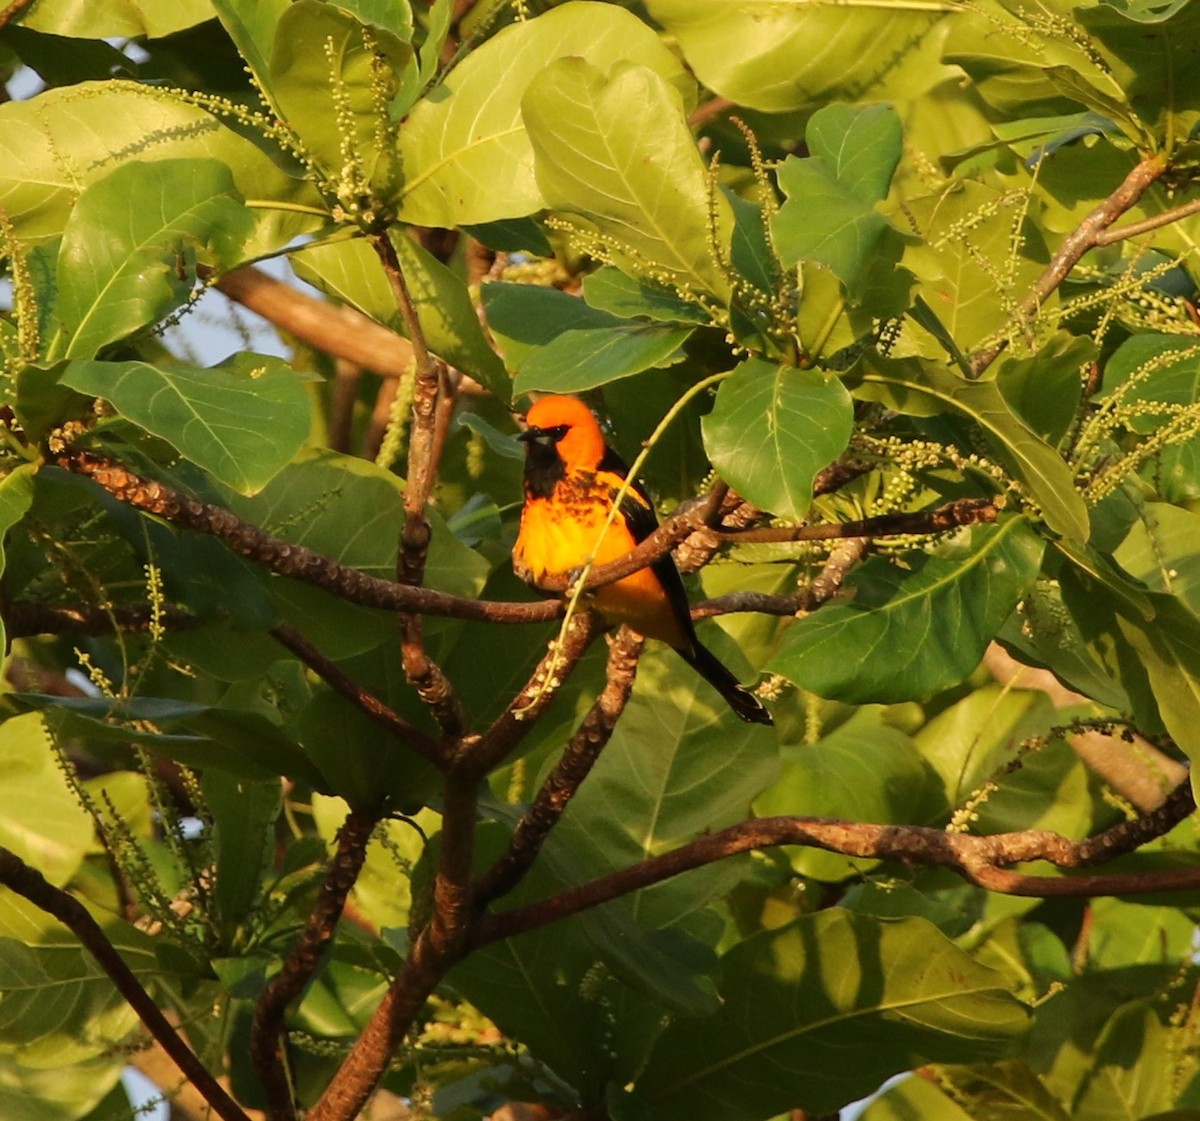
[
  {"x1": 395, "y1": 1, "x2": 691, "y2": 226},
  {"x1": 18, "y1": 0, "x2": 215, "y2": 38},
  {"x1": 933, "y1": 1062, "x2": 1071, "y2": 1121},
  {"x1": 755, "y1": 709, "x2": 946, "y2": 882},
  {"x1": 483, "y1": 282, "x2": 623, "y2": 370},
  {"x1": 0, "y1": 1054, "x2": 126, "y2": 1121},
  {"x1": 512, "y1": 324, "x2": 693, "y2": 396},
  {"x1": 60, "y1": 353, "x2": 311, "y2": 494},
  {"x1": 202, "y1": 770, "x2": 280, "y2": 936},
  {"x1": 1099, "y1": 334, "x2": 1200, "y2": 431},
  {"x1": 646, "y1": 0, "x2": 950, "y2": 113},
  {"x1": 768, "y1": 519, "x2": 1045, "y2": 704},
  {"x1": 50, "y1": 159, "x2": 253, "y2": 360},
  {"x1": 637, "y1": 911, "x2": 1029, "y2": 1119},
  {"x1": 0, "y1": 83, "x2": 322, "y2": 257},
  {"x1": 1115, "y1": 503, "x2": 1200, "y2": 615},
  {"x1": 209, "y1": 0, "x2": 290, "y2": 101},
  {"x1": 12, "y1": 695, "x2": 326, "y2": 788},
  {"x1": 1073, "y1": 1002, "x2": 1183, "y2": 1120},
  {"x1": 1114, "y1": 592, "x2": 1200, "y2": 780},
  {"x1": 998, "y1": 333, "x2": 1094, "y2": 448},
  {"x1": 0, "y1": 712, "x2": 92, "y2": 888},
  {"x1": 291, "y1": 233, "x2": 508, "y2": 397},
  {"x1": 902, "y1": 181, "x2": 1052, "y2": 356},
  {"x1": 0, "y1": 917, "x2": 162, "y2": 1066},
  {"x1": 226, "y1": 449, "x2": 488, "y2": 656},
  {"x1": 853, "y1": 355, "x2": 1090, "y2": 541},
  {"x1": 544, "y1": 641, "x2": 779, "y2": 926},
  {"x1": 268, "y1": 0, "x2": 413, "y2": 195},
  {"x1": 524, "y1": 58, "x2": 732, "y2": 301},
  {"x1": 0, "y1": 466, "x2": 36, "y2": 657},
  {"x1": 701, "y1": 357, "x2": 853, "y2": 521},
  {"x1": 582, "y1": 268, "x2": 712, "y2": 326}
]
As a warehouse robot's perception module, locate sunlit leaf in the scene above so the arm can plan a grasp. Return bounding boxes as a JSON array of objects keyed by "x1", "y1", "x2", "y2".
[
  {"x1": 769, "y1": 520, "x2": 1044, "y2": 703},
  {"x1": 60, "y1": 352, "x2": 311, "y2": 494},
  {"x1": 702, "y1": 357, "x2": 853, "y2": 521},
  {"x1": 524, "y1": 58, "x2": 732, "y2": 300}
]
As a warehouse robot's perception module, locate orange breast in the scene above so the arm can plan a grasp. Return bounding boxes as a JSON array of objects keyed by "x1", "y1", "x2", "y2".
[{"x1": 513, "y1": 481, "x2": 687, "y2": 647}]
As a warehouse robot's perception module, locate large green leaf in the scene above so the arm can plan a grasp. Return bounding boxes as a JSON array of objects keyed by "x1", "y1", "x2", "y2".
[
  {"x1": 646, "y1": 0, "x2": 951, "y2": 113},
  {"x1": 512, "y1": 324, "x2": 692, "y2": 396},
  {"x1": 772, "y1": 104, "x2": 904, "y2": 297},
  {"x1": 768, "y1": 519, "x2": 1044, "y2": 704},
  {"x1": 18, "y1": 0, "x2": 215, "y2": 38},
  {"x1": 0, "y1": 466, "x2": 36, "y2": 658},
  {"x1": 1098, "y1": 334, "x2": 1200, "y2": 432},
  {"x1": 209, "y1": 0, "x2": 290, "y2": 101},
  {"x1": 544, "y1": 641, "x2": 779, "y2": 927},
  {"x1": 394, "y1": 1, "x2": 690, "y2": 226},
  {"x1": 1115, "y1": 503, "x2": 1200, "y2": 614},
  {"x1": 291, "y1": 233, "x2": 508, "y2": 397},
  {"x1": 1115, "y1": 592, "x2": 1200, "y2": 780},
  {"x1": 853, "y1": 355, "x2": 1090, "y2": 541},
  {"x1": 268, "y1": 0, "x2": 412, "y2": 195},
  {"x1": 60, "y1": 352, "x2": 311, "y2": 494},
  {"x1": 755, "y1": 709, "x2": 946, "y2": 882},
  {"x1": 0, "y1": 1054, "x2": 127, "y2": 1121},
  {"x1": 225, "y1": 448, "x2": 489, "y2": 656},
  {"x1": 1073, "y1": 1002, "x2": 1185, "y2": 1120},
  {"x1": 0, "y1": 713, "x2": 91, "y2": 888},
  {"x1": 0, "y1": 82, "x2": 322, "y2": 257},
  {"x1": 902, "y1": 181, "x2": 1054, "y2": 356},
  {"x1": 701, "y1": 357, "x2": 853, "y2": 521},
  {"x1": 50, "y1": 159, "x2": 254, "y2": 360},
  {"x1": 0, "y1": 917, "x2": 162, "y2": 1067},
  {"x1": 637, "y1": 910, "x2": 1029, "y2": 1119},
  {"x1": 524, "y1": 58, "x2": 732, "y2": 300}
]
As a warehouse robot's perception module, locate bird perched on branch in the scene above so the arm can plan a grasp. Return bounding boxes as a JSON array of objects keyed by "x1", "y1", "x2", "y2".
[{"x1": 513, "y1": 394, "x2": 773, "y2": 726}]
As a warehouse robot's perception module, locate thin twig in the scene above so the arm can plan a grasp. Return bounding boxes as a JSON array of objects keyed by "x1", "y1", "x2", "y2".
[
  {"x1": 477, "y1": 780, "x2": 1197, "y2": 945},
  {"x1": 0, "y1": 845, "x2": 253, "y2": 1121},
  {"x1": 1093, "y1": 195, "x2": 1200, "y2": 247},
  {"x1": 270, "y1": 625, "x2": 444, "y2": 768},
  {"x1": 251, "y1": 808, "x2": 380, "y2": 1121},
  {"x1": 969, "y1": 154, "x2": 1170, "y2": 376}
]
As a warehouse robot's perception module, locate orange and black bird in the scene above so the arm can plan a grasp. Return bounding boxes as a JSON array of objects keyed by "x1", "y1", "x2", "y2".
[{"x1": 513, "y1": 394, "x2": 773, "y2": 726}]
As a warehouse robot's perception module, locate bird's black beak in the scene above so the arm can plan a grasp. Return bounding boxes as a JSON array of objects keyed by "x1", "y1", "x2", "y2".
[
  {"x1": 517, "y1": 426, "x2": 541, "y2": 444},
  {"x1": 518, "y1": 423, "x2": 569, "y2": 447}
]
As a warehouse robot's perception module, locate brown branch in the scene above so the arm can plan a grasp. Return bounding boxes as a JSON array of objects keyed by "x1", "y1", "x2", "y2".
[
  {"x1": 473, "y1": 627, "x2": 644, "y2": 907},
  {"x1": 53, "y1": 447, "x2": 560, "y2": 625},
  {"x1": 0, "y1": 845, "x2": 253, "y2": 1121},
  {"x1": 691, "y1": 592, "x2": 802, "y2": 621},
  {"x1": 309, "y1": 773, "x2": 479, "y2": 1121},
  {"x1": 270, "y1": 625, "x2": 444, "y2": 768},
  {"x1": 0, "y1": 0, "x2": 34, "y2": 31},
  {"x1": 371, "y1": 231, "x2": 467, "y2": 740},
  {"x1": 251, "y1": 807, "x2": 380, "y2": 1121},
  {"x1": 477, "y1": 780, "x2": 1196, "y2": 945},
  {"x1": 5, "y1": 601, "x2": 201, "y2": 638},
  {"x1": 715, "y1": 497, "x2": 997, "y2": 545},
  {"x1": 213, "y1": 265, "x2": 415, "y2": 379},
  {"x1": 969, "y1": 153, "x2": 1170, "y2": 376},
  {"x1": 1092, "y1": 194, "x2": 1200, "y2": 247}
]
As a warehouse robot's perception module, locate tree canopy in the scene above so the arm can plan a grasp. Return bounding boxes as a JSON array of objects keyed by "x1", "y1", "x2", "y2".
[{"x1": 0, "y1": 0, "x2": 1199, "y2": 1119}]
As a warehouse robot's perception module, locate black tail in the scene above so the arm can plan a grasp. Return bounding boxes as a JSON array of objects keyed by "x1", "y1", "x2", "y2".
[{"x1": 678, "y1": 641, "x2": 773, "y2": 725}]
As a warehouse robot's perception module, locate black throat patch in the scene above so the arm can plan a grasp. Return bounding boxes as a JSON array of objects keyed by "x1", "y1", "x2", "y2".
[{"x1": 523, "y1": 440, "x2": 567, "y2": 499}]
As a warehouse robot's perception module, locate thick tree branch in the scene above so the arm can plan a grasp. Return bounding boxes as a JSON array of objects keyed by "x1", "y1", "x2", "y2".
[
  {"x1": 473, "y1": 627, "x2": 644, "y2": 907},
  {"x1": 52, "y1": 447, "x2": 560, "y2": 624},
  {"x1": 372, "y1": 230, "x2": 467, "y2": 739},
  {"x1": 212, "y1": 265, "x2": 416, "y2": 379},
  {"x1": 477, "y1": 780, "x2": 1196, "y2": 945},
  {"x1": 0, "y1": 845, "x2": 252, "y2": 1121},
  {"x1": 969, "y1": 154, "x2": 1170, "y2": 376},
  {"x1": 251, "y1": 807, "x2": 380, "y2": 1121}
]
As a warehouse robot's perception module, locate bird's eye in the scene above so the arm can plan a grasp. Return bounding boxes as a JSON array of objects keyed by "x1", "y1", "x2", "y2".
[{"x1": 545, "y1": 424, "x2": 570, "y2": 441}]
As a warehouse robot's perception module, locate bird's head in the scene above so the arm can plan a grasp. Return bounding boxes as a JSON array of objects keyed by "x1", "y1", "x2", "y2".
[{"x1": 518, "y1": 395, "x2": 606, "y2": 471}]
